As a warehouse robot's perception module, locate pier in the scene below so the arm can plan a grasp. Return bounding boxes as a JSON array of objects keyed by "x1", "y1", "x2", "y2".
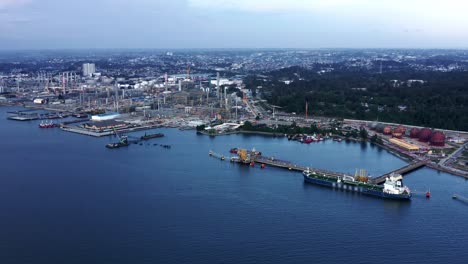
[
  {"x1": 253, "y1": 155, "x2": 349, "y2": 178},
  {"x1": 371, "y1": 161, "x2": 427, "y2": 184},
  {"x1": 209, "y1": 151, "x2": 226, "y2": 160},
  {"x1": 210, "y1": 148, "x2": 430, "y2": 184}
]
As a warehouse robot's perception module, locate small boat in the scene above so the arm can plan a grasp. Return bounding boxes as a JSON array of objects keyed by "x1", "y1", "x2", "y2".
[
  {"x1": 73, "y1": 113, "x2": 88, "y2": 118},
  {"x1": 39, "y1": 121, "x2": 56, "y2": 128},
  {"x1": 230, "y1": 148, "x2": 238, "y2": 154}
]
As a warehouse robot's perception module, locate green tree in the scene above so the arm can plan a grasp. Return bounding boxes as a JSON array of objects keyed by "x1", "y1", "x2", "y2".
[{"x1": 359, "y1": 127, "x2": 368, "y2": 140}]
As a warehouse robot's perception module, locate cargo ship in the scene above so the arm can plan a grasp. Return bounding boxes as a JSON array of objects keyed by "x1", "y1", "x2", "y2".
[
  {"x1": 303, "y1": 169, "x2": 411, "y2": 200},
  {"x1": 141, "y1": 132, "x2": 164, "y2": 140}
]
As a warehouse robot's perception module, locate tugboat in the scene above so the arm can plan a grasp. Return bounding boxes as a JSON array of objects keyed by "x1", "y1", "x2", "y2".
[{"x1": 303, "y1": 169, "x2": 411, "y2": 200}]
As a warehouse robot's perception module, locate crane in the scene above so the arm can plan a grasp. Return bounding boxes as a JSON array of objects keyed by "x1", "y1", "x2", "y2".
[{"x1": 112, "y1": 127, "x2": 128, "y2": 145}]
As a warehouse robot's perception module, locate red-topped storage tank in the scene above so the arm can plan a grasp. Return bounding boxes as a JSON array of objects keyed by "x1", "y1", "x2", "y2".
[
  {"x1": 430, "y1": 131, "x2": 445, "y2": 146},
  {"x1": 419, "y1": 128, "x2": 432, "y2": 142},
  {"x1": 410, "y1": 128, "x2": 420, "y2": 138},
  {"x1": 383, "y1": 126, "x2": 393, "y2": 135},
  {"x1": 396, "y1": 125, "x2": 407, "y2": 134}
]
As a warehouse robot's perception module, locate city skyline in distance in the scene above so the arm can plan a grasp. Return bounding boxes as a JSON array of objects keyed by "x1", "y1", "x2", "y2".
[{"x1": 1, "y1": 0, "x2": 468, "y2": 50}]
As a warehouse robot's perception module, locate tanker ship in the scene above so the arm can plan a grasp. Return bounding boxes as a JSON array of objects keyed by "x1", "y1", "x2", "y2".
[{"x1": 303, "y1": 169, "x2": 411, "y2": 200}]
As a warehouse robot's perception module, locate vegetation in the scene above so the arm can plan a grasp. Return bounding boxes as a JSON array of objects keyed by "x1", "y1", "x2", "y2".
[{"x1": 247, "y1": 67, "x2": 468, "y2": 131}]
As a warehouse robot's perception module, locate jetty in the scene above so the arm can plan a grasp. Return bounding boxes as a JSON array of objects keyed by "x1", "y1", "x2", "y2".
[
  {"x1": 209, "y1": 150, "x2": 226, "y2": 160},
  {"x1": 209, "y1": 148, "x2": 430, "y2": 184},
  {"x1": 371, "y1": 161, "x2": 427, "y2": 184}
]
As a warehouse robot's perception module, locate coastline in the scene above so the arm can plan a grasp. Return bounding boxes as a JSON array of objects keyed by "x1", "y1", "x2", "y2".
[
  {"x1": 197, "y1": 129, "x2": 468, "y2": 179},
  {"x1": 197, "y1": 130, "x2": 286, "y2": 137}
]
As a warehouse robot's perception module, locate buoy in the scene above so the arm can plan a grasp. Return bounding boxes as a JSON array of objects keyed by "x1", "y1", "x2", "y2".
[
  {"x1": 426, "y1": 191, "x2": 431, "y2": 198},
  {"x1": 261, "y1": 164, "x2": 265, "y2": 169},
  {"x1": 250, "y1": 162, "x2": 255, "y2": 167}
]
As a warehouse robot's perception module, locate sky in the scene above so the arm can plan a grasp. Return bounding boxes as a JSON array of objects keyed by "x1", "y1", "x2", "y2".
[{"x1": 0, "y1": 0, "x2": 467, "y2": 49}]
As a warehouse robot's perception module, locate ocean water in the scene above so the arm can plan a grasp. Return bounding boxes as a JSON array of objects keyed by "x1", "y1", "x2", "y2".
[{"x1": 0, "y1": 107, "x2": 467, "y2": 264}]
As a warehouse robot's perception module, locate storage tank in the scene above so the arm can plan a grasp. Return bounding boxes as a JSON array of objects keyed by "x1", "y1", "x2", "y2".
[
  {"x1": 392, "y1": 131, "x2": 403, "y2": 138},
  {"x1": 396, "y1": 125, "x2": 407, "y2": 135},
  {"x1": 375, "y1": 123, "x2": 386, "y2": 133},
  {"x1": 383, "y1": 126, "x2": 393, "y2": 135},
  {"x1": 33, "y1": 98, "x2": 45, "y2": 104},
  {"x1": 410, "y1": 128, "x2": 420, "y2": 138},
  {"x1": 430, "y1": 131, "x2": 445, "y2": 146},
  {"x1": 418, "y1": 128, "x2": 432, "y2": 142}
]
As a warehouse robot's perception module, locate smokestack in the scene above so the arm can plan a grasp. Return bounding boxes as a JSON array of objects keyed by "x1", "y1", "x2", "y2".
[
  {"x1": 305, "y1": 101, "x2": 308, "y2": 119},
  {"x1": 178, "y1": 79, "x2": 182, "y2": 91},
  {"x1": 62, "y1": 73, "x2": 65, "y2": 94},
  {"x1": 216, "y1": 72, "x2": 220, "y2": 98}
]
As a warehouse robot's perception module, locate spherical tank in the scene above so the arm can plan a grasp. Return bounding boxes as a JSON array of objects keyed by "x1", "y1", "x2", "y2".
[
  {"x1": 430, "y1": 131, "x2": 445, "y2": 146},
  {"x1": 383, "y1": 126, "x2": 392, "y2": 135},
  {"x1": 418, "y1": 128, "x2": 432, "y2": 142},
  {"x1": 392, "y1": 132, "x2": 403, "y2": 138},
  {"x1": 410, "y1": 128, "x2": 420, "y2": 138},
  {"x1": 375, "y1": 123, "x2": 385, "y2": 133},
  {"x1": 396, "y1": 125, "x2": 406, "y2": 134}
]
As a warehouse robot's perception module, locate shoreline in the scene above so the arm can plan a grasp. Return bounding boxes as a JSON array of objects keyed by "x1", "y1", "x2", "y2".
[
  {"x1": 198, "y1": 129, "x2": 468, "y2": 179},
  {"x1": 197, "y1": 130, "x2": 286, "y2": 137}
]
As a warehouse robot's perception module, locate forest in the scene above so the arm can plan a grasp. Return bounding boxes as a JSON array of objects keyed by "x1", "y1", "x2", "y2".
[{"x1": 245, "y1": 66, "x2": 468, "y2": 131}]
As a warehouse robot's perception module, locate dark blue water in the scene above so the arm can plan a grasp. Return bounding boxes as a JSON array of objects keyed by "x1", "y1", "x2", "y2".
[{"x1": 1, "y1": 107, "x2": 467, "y2": 264}]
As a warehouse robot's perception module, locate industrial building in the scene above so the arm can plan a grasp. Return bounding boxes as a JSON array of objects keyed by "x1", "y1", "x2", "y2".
[
  {"x1": 82, "y1": 63, "x2": 96, "y2": 77},
  {"x1": 389, "y1": 138, "x2": 420, "y2": 152}
]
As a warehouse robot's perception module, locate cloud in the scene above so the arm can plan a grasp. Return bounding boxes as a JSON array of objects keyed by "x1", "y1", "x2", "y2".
[
  {"x1": 188, "y1": 0, "x2": 468, "y2": 17},
  {"x1": 188, "y1": 0, "x2": 372, "y2": 12},
  {"x1": 0, "y1": 0, "x2": 32, "y2": 10}
]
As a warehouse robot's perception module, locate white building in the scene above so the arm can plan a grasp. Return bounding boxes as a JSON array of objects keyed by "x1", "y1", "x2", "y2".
[
  {"x1": 82, "y1": 63, "x2": 96, "y2": 77},
  {"x1": 91, "y1": 112, "x2": 120, "y2": 121}
]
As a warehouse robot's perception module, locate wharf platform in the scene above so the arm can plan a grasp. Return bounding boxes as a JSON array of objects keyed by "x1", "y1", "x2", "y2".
[
  {"x1": 7, "y1": 115, "x2": 39, "y2": 121},
  {"x1": 61, "y1": 124, "x2": 161, "y2": 137}
]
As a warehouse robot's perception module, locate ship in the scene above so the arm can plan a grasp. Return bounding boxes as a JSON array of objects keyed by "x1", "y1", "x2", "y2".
[
  {"x1": 106, "y1": 136, "x2": 129, "y2": 149},
  {"x1": 39, "y1": 121, "x2": 56, "y2": 128},
  {"x1": 72, "y1": 113, "x2": 88, "y2": 118},
  {"x1": 230, "y1": 148, "x2": 238, "y2": 154},
  {"x1": 141, "y1": 132, "x2": 164, "y2": 140},
  {"x1": 303, "y1": 169, "x2": 411, "y2": 200}
]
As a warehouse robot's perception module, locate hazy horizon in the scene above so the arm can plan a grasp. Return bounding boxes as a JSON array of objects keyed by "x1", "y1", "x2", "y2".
[{"x1": 1, "y1": 0, "x2": 468, "y2": 50}]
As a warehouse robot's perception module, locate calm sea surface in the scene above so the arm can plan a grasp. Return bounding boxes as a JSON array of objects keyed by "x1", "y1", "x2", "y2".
[{"x1": 0, "y1": 107, "x2": 467, "y2": 264}]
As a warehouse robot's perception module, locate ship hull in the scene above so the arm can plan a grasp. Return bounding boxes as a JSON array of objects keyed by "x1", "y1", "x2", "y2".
[
  {"x1": 303, "y1": 174, "x2": 411, "y2": 200},
  {"x1": 141, "y1": 133, "x2": 164, "y2": 140}
]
